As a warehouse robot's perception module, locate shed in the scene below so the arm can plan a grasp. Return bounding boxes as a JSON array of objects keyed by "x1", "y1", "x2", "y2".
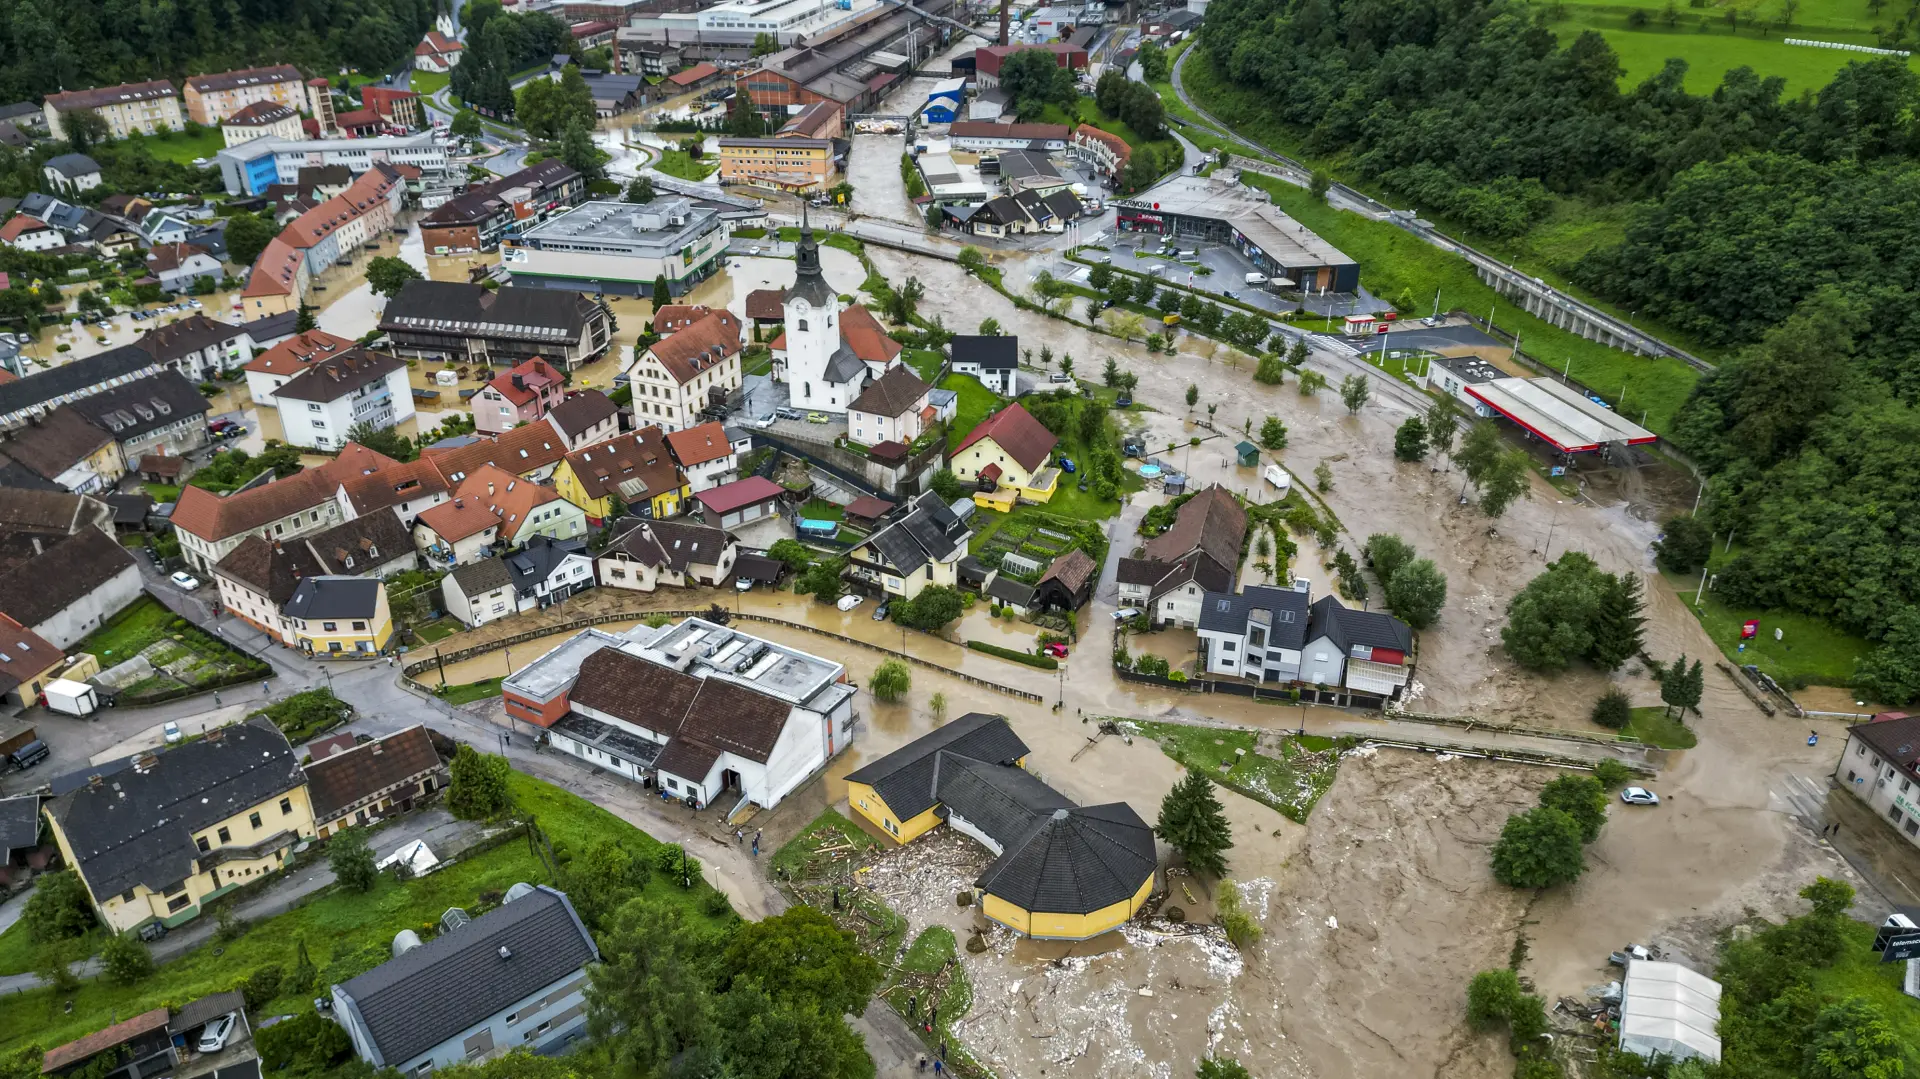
[
  {"x1": 139, "y1": 453, "x2": 186, "y2": 483},
  {"x1": 843, "y1": 495, "x2": 895, "y2": 530},
  {"x1": 1618, "y1": 960, "x2": 1722, "y2": 1064},
  {"x1": 1032, "y1": 547, "x2": 1096, "y2": 611},
  {"x1": 1234, "y1": 440, "x2": 1260, "y2": 467}
]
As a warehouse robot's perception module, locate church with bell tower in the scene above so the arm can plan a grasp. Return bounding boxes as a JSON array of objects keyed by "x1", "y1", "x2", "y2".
[{"x1": 771, "y1": 208, "x2": 906, "y2": 413}]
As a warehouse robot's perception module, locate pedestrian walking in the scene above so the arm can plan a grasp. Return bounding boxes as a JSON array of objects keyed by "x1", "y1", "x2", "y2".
[
  {"x1": 917, "y1": 1055, "x2": 927, "y2": 1073},
  {"x1": 1808, "y1": 730, "x2": 1819, "y2": 746},
  {"x1": 940, "y1": 1041, "x2": 947, "y2": 1061},
  {"x1": 908, "y1": 995, "x2": 918, "y2": 1019},
  {"x1": 735, "y1": 828, "x2": 744, "y2": 844},
  {"x1": 753, "y1": 829, "x2": 761, "y2": 850},
  {"x1": 751, "y1": 836, "x2": 759, "y2": 857},
  {"x1": 933, "y1": 1060, "x2": 944, "y2": 1075}
]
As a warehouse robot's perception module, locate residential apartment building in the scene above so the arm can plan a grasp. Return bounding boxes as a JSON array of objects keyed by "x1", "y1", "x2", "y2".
[
  {"x1": 133, "y1": 313, "x2": 255, "y2": 382},
  {"x1": 270, "y1": 348, "x2": 412, "y2": 451},
  {"x1": 67, "y1": 371, "x2": 212, "y2": 468},
  {"x1": 240, "y1": 237, "x2": 310, "y2": 316},
  {"x1": 419, "y1": 160, "x2": 585, "y2": 253},
  {"x1": 474, "y1": 359, "x2": 566, "y2": 435},
  {"x1": 1836, "y1": 713, "x2": 1920, "y2": 850},
  {"x1": 185, "y1": 65, "x2": 307, "y2": 125},
  {"x1": 502, "y1": 198, "x2": 730, "y2": 299},
  {"x1": 43, "y1": 80, "x2": 184, "y2": 141},
  {"x1": 624, "y1": 309, "x2": 743, "y2": 431},
  {"x1": 664, "y1": 421, "x2": 738, "y2": 493},
  {"x1": 1198, "y1": 587, "x2": 1415, "y2": 697},
  {"x1": 42, "y1": 718, "x2": 314, "y2": 933},
  {"x1": 1072, "y1": 122, "x2": 1131, "y2": 178},
  {"x1": 501, "y1": 617, "x2": 857, "y2": 811},
  {"x1": 0, "y1": 344, "x2": 162, "y2": 430},
  {"x1": 222, "y1": 101, "x2": 304, "y2": 146},
  {"x1": 212, "y1": 513, "x2": 417, "y2": 646},
  {"x1": 215, "y1": 133, "x2": 448, "y2": 197},
  {"x1": 243, "y1": 329, "x2": 357, "y2": 408},
  {"x1": 717, "y1": 137, "x2": 835, "y2": 193},
  {"x1": 380, "y1": 281, "x2": 613, "y2": 372},
  {"x1": 0, "y1": 406, "x2": 123, "y2": 493},
  {"x1": 414, "y1": 465, "x2": 586, "y2": 568},
  {"x1": 171, "y1": 469, "x2": 346, "y2": 574}
]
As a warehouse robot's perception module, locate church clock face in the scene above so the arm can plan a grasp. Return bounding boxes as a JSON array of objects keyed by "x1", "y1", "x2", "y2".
[{"x1": 791, "y1": 297, "x2": 811, "y2": 315}]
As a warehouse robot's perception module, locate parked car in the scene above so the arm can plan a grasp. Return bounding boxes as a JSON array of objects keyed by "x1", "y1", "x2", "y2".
[
  {"x1": 163, "y1": 721, "x2": 182, "y2": 744},
  {"x1": 1619, "y1": 786, "x2": 1660, "y2": 806},
  {"x1": 753, "y1": 413, "x2": 777, "y2": 428},
  {"x1": 1058, "y1": 457, "x2": 1076, "y2": 473},
  {"x1": 872, "y1": 600, "x2": 890, "y2": 621},
  {"x1": 1049, "y1": 373, "x2": 1073, "y2": 383},
  {"x1": 7, "y1": 740, "x2": 48, "y2": 770},
  {"x1": 735, "y1": 576, "x2": 755, "y2": 592},
  {"x1": 169, "y1": 571, "x2": 201, "y2": 590},
  {"x1": 806, "y1": 412, "x2": 830, "y2": 424},
  {"x1": 1042, "y1": 642, "x2": 1069, "y2": 658},
  {"x1": 1112, "y1": 607, "x2": 1143, "y2": 621},
  {"x1": 197, "y1": 1013, "x2": 238, "y2": 1053},
  {"x1": 836, "y1": 594, "x2": 864, "y2": 612},
  {"x1": 776, "y1": 407, "x2": 803, "y2": 420}
]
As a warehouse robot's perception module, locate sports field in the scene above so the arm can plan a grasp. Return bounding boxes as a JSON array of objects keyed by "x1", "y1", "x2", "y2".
[{"x1": 1551, "y1": 0, "x2": 1920, "y2": 92}]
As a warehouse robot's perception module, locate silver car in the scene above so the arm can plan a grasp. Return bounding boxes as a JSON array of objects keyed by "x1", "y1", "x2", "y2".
[
  {"x1": 197, "y1": 1012, "x2": 238, "y2": 1052},
  {"x1": 1619, "y1": 786, "x2": 1660, "y2": 806}
]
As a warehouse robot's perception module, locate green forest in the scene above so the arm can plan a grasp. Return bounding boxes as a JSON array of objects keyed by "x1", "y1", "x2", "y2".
[
  {"x1": 1198, "y1": 0, "x2": 1920, "y2": 702},
  {"x1": 0, "y1": 0, "x2": 436, "y2": 103}
]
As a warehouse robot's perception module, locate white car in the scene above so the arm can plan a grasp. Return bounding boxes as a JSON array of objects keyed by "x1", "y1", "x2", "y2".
[
  {"x1": 752, "y1": 413, "x2": 777, "y2": 428},
  {"x1": 1620, "y1": 786, "x2": 1660, "y2": 806},
  {"x1": 163, "y1": 721, "x2": 182, "y2": 744},
  {"x1": 1113, "y1": 607, "x2": 1143, "y2": 621},
  {"x1": 836, "y1": 594, "x2": 864, "y2": 612},
  {"x1": 197, "y1": 1012, "x2": 237, "y2": 1052},
  {"x1": 169, "y1": 571, "x2": 201, "y2": 590}
]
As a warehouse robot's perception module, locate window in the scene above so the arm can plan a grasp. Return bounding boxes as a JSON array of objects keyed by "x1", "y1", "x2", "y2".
[
  {"x1": 167, "y1": 894, "x2": 191, "y2": 912},
  {"x1": 1908, "y1": 818, "x2": 1919, "y2": 837},
  {"x1": 1892, "y1": 804, "x2": 1903, "y2": 822},
  {"x1": 249, "y1": 811, "x2": 262, "y2": 829},
  {"x1": 281, "y1": 797, "x2": 293, "y2": 814},
  {"x1": 217, "y1": 826, "x2": 231, "y2": 843},
  {"x1": 120, "y1": 889, "x2": 136, "y2": 902},
  {"x1": 329, "y1": 641, "x2": 343, "y2": 652},
  {"x1": 1220, "y1": 641, "x2": 1236, "y2": 653},
  {"x1": 353, "y1": 621, "x2": 367, "y2": 631},
  {"x1": 323, "y1": 621, "x2": 337, "y2": 632},
  {"x1": 505, "y1": 1012, "x2": 519, "y2": 1025}
]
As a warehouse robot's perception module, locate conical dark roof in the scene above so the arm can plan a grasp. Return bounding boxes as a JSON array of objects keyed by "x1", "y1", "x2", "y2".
[
  {"x1": 789, "y1": 204, "x2": 836, "y2": 308},
  {"x1": 974, "y1": 802, "x2": 1158, "y2": 915}
]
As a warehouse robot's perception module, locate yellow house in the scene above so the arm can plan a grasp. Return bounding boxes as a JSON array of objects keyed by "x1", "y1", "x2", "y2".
[
  {"x1": 283, "y1": 575, "x2": 395, "y2": 656},
  {"x1": 6, "y1": 407, "x2": 126, "y2": 493},
  {"x1": 0, "y1": 615, "x2": 98, "y2": 708},
  {"x1": 553, "y1": 426, "x2": 689, "y2": 524},
  {"x1": 950, "y1": 402, "x2": 1059, "y2": 505},
  {"x1": 844, "y1": 713, "x2": 1158, "y2": 941},
  {"x1": 846, "y1": 490, "x2": 972, "y2": 600},
  {"x1": 43, "y1": 718, "x2": 316, "y2": 933}
]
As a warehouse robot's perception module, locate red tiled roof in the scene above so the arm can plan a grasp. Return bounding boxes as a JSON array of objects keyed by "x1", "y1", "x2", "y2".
[
  {"x1": 651, "y1": 304, "x2": 712, "y2": 334},
  {"x1": 243, "y1": 236, "x2": 304, "y2": 298},
  {"x1": 844, "y1": 495, "x2": 894, "y2": 521},
  {"x1": 144, "y1": 242, "x2": 214, "y2": 273},
  {"x1": 955, "y1": 402, "x2": 1057, "y2": 473},
  {"x1": 422, "y1": 421, "x2": 569, "y2": 482},
  {"x1": 646, "y1": 309, "x2": 742, "y2": 385},
  {"x1": 281, "y1": 167, "x2": 404, "y2": 249},
  {"x1": 0, "y1": 613, "x2": 60, "y2": 691},
  {"x1": 40, "y1": 1008, "x2": 170, "y2": 1074},
  {"x1": 172, "y1": 445, "x2": 399, "y2": 542},
  {"x1": 665, "y1": 421, "x2": 732, "y2": 468},
  {"x1": 416, "y1": 464, "x2": 558, "y2": 542},
  {"x1": 335, "y1": 455, "x2": 450, "y2": 516},
  {"x1": 669, "y1": 63, "x2": 720, "y2": 87},
  {"x1": 0, "y1": 217, "x2": 51, "y2": 243},
  {"x1": 838, "y1": 305, "x2": 903, "y2": 365},
  {"x1": 245, "y1": 329, "x2": 355, "y2": 375},
  {"x1": 695, "y1": 475, "x2": 784, "y2": 515},
  {"x1": 1074, "y1": 123, "x2": 1131, "y2": 163},
  {"x1": 334, "y1": 108, "x2": 383, "y2": 130},
  {"x1": 484, "y1": 358, "x2": 563, "y2": 407},
  {"x1": 562, "y1": 427, "x2": 682, "y2": 502},
  {"x1": 744, "y1": 289, "x2": 787, "y2": 320},
  {"x1": 417, "y1": 30, "x2": 462, "y2": 56}
]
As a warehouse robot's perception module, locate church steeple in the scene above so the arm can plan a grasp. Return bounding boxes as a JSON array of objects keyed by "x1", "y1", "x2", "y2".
[{"x1": 789, "y1": 204, "x2": 835, "y2": 307}]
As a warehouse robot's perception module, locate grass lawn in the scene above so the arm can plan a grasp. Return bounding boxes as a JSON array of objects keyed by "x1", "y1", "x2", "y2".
[
  {"x1": 142, "y1": 482, "x2": 181, "y2": 502},
  {"x1": 1037, "y1": 98, "x2": 1182, "y2": 164},
  {"x1": 879, "y1": 927, "x2": 979, "y2": 1072},
  {"x1": 654, "y1": 149, "x2": 715, "y2": 182},
  {"x1": 436, "y1": 676, "x2": 504, "y2": 706},
  {"x1": 413, "y1": 620, "x2": 458, "y2": 644},
  {"x1": 1131, "y1": 720, "x2": 1340, "y2": 822},
  {"x1": 769, "y1": 808, "x2": 882, "y2": 879},
  {"x1": 410, "y1": 69, "x2": 451, "y2": 96},
  {"x1": 798, "y1": 498, "x2": 844, "y2": 522},
  {"x1": 1624, "y1": 706, "x2": 1699, "y2": 750},
  {"x1": 1547, "y1": 11, "x2": 1917, "y2": 93},
  {"x1": 905, "y1": 348, "x2": 944, "y2": 381},
  {"x1": 1811, "y1": 918, "x2": 1920, "y2": 1049},
  {"x1": 0, "y1": 773, "x2": 732, "y2": 1056},
  {"x1": 1233, "y1": 169, "x2": 1702, "y2": 434},
  {"x1": 1658, "y1": 569, "x2": 1872, "y2": 689},
  {"x1": 121, "y1": 126, "x2": 225, "y2": 166},
  {"x1": 940, "y1": 371, "x2": 1003, "y2": 450}
]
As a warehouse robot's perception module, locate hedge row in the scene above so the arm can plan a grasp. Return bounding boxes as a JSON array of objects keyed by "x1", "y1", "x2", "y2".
[{"x1": 966, "y1": 640, "x2": 1058, "y2": 670}]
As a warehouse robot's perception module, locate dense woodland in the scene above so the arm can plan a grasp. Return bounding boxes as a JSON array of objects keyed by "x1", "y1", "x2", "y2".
[
  {"x1": 450, "y1": 1, "x2": 575, "y2": 115},
  {"x1": 1200, "y1": 0, "x2": 1920, "y2": 700},
  {"x1": 0, "y1": 0, "x2": 436, "y2": 103}
]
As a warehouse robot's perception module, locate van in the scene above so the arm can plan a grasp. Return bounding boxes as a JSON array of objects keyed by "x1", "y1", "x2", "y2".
[
  {"x1": 9, "y1": 740, "x2": 49, "y2": 770},
  {"x1": 1244, "y1": 272, "x2": 1269, "y2": 286}
]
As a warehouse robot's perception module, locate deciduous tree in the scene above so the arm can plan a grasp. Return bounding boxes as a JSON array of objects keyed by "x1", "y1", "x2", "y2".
[
  {"x1": 1490, "y1": 807, "x2": 1586, "y2": 888},
  {"x1": 868, "y1": 659, "x2": 910, "y2": 702},
  {"x1": 328, "y1": 827, "x2": 378, "y2": 892},
  {"x1": 1385, "y1": 558, "x2": 1448, "y2": 629},
  {"x1": 718, "y1": 906, "x2": 882, "y2": 1017},
  {"x1": 1393, "y1": 415, "x2": 1427, "y2": 461},
  {"x1": 1538, "y1": 774, "x2": 1609, "y2": 843}
]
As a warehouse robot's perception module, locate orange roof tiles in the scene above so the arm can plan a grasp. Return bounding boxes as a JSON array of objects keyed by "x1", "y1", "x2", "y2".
[
  {"x1": 651, "y1": 304, "x2": 712, "y2": 334},
  {"x1": 418, "y1": 464, "x2": 558, "y2": 543},
  {"x1": 243, "y1": 236, "x2": 304, "y2": 298},
  {"x1": 646, "y1": 310, "x2": 742, "y2": 385},
  {"x1": 563, "y1": 427, "x2": 682, "y2": 502},
  {"x1": 484, "y1": 358, "x2": 563, "y2": 407},
  {"x1": 666, "y1": 421, "x2": 733, "y2": 468},
  {"x1": 838, "y1": 305, "x2": 903, "y2": 365},
  {"x1": 0, "y1": 216, "x2": 51, "y2": 243},
  {"x1": 245, "y1": 329, "x2": 355, "y2": 375},
  {"x1": 422, "y1": 421, "x2": 570, "y2": 481},
  {"x1": 171, "y1": 443, "x2": 400, "y2": 542}
]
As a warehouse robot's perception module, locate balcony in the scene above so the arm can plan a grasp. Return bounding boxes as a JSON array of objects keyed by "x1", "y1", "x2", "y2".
[{"x1": 197, "y1": 829, "x2": 298, "y2": 870}]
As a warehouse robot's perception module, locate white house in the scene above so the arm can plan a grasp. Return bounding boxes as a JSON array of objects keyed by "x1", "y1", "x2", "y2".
[
  {"x1": 270, "y1": 347, "x2": 412, "y2": 451},
  {"x1": 1198, "y1": 586, "x2": 1414, "y2": 697},
  {"x1": 0, "y1": 216, "x2": 64, "y2": 252},
  {"x1": 769, "y1": 211, "x2": 903, "y2": 414},
  {"x1": 503, "y1": 535, "x2": 595, "y2": 612},
  {"x1": 664, "y1": 421, "x2": 738, "y2": 493},
  {"x1": 511, "y1": 617, "x2": 858, "y2": 811},
  {"x1": 138, "y1": 207, "x2": 193, "y2": 246},
  {"x1": 144, "y1": 242, "x2": 225, "y2": 294},
  {"x1": 949, "y1": 334, "x2": 1018, "y2": 395},
  {"x1": 1833, "y1": 712, "x2": 1920, "y2": 851},
  {"x1": 42, "y1": 154, "x2": 102, "y2": 194},
  {"x1": 623, "y1": 309, "x2": 743, "y2": 432},
  {"x1": 243, "y1": 329, "x2": 356, "y2": 408},
  {"x1": 595, "y1": 517, "x2": 738, "y2": 592},
  {"x1": 441, "y1": 558, "x2": 518, "y2": 629},
  {"x1": 545, "y1": 390, "x2": 622, "y2": 452},
  {"x1": 134, "y1": 313, "x2": 256, "y2": 382},
  {"x1": 846, "y1": 365, "x2": 932, "y2": 448}
]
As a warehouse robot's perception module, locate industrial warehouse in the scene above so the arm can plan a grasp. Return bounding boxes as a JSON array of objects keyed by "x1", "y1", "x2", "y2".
[
  {"x1": 845, "y1": 713, "x2": 1159, "y2": 941},
  {"x1": 1115, "y1": 174, "x2": 1360, "y2": 294}
]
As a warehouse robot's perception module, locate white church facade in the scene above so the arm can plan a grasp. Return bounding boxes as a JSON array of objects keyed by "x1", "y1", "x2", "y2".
[{"x1": 769, "y1": 211, "x2": 906, "y2": 413}]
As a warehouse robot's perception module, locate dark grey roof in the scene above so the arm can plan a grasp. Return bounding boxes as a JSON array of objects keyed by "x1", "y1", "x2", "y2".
[
  {"x1": 986, "y1": 575, "x2": 1034, "y2": 607},
  {"x1": 283, "y1": 576, "x2": 382, "y2": 621},
  {"x1": 546, "y1": 390, "x2": 619, "y2": 439},
  {"x1": 933, "y1": 753, "x2": 1071, "y2": 845},
  {"x1": 858, "y1": 490, "x2": 967, "y2": 576},
  {"x1": 242, "y1": 310, "x2": 300, "y2": 348},
  {"x1": 506, "y1": 535, "x2": 588, "y2": 592},
  {"x1": 303, "y1": 510, "x2": 412, "y2": 575},
  {"x1": 335, "y1": 885, "x2": 599, "y2": 1068},
  {"x1": 380, "y1": 281, "x2": 598, "y2": 343},
  {"x1": 823, "y1": 342, "x2": 866, "y2": 385},
  {"x1": 45, "y1": 153, "x2": 100, "y2": 178},
  {"x1": 973, "y1": 802, "x2": 1157, "y2": 916},
  {"x1": 0, "y1": 794, "x2": 42, "y2": 859},
  {"x1": 1308, "y1": 594, "x2": 1411, "y2": 654},
  {"x1": 787, "y1": 210, "x2": 836, "y2": 308},
  {"x1": 171, "y1": 990, "x2": 245, "y2": 1035},
  {"x1": 67, "y1": 371, "x2": 210, "y2": 442},
  {"x1": 732, "y1": 552, "x2": 786, "y2": 583},
  {"x1": 951, "y1": 335, "x2": 1017, "y2": 370},
  {"x1": 610, "y1": 518, "x2": 732, "y2": 572},
  {"x1": 448, "y1": 557, "x2": 512, "y2": 596},
  {"x1": 0, "y1": 345, "x2": 159, "y2": 417},
  {"x1": 1197, "y1": 590, "x2": 1248, "y2": 634},
  {"x1": 1117, "y1": 557, "x2": 1172, "y2": 587},
  {"x1": 848, "y1": 365, "x2": 930, "y2": 418},
  {"x1": 1245, "y1": 585, "x2": 1311, "y2": 649},
  {"x1": 844, "y1": 713, "x2": 1030, "y2": 822},
  {"x1": 48, "y1": 718, "x2": 303, "y2": 897}
]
